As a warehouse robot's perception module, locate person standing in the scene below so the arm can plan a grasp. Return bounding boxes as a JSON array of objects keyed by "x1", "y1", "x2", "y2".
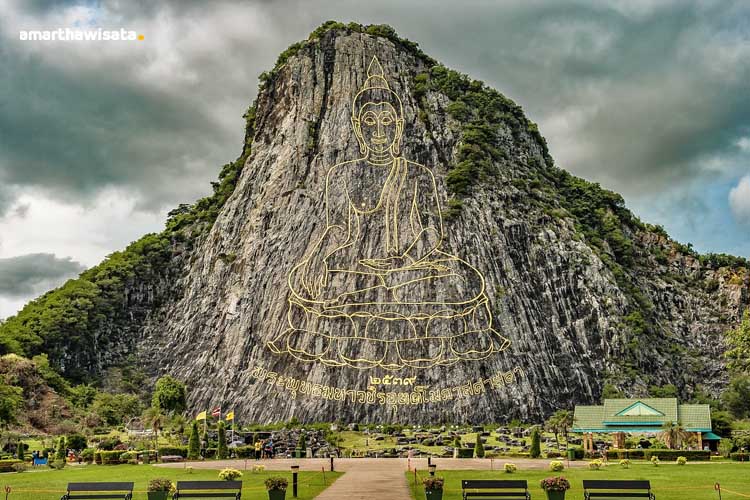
[{"x1": 254, "y1": 439, "x2": 262, "y2": 461}]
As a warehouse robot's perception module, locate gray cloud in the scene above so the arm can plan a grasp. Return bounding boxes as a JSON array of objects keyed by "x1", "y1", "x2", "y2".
[
  {"x1": 0, "y1": 253, "x2": 85, "y2": 297},
  {"x1": 729, "y1": 176, "x2": 750, "y2": 225},
  {"x1": 0, "y1": 0, "x2": 748, "y2": 253}
]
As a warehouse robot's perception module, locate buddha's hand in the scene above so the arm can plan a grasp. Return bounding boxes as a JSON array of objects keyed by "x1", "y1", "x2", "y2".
[
  {"x1": 301, "y1": 255, "x2": 328, "y2": 299},
  {"x1": 361, "y1": 256, "x2": 409, "y2": 271}
]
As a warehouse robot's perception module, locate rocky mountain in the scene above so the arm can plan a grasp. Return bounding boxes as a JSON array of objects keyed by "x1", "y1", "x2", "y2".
[{"x1": 2, "y1": 22, "x2": 748, "y2": 423}]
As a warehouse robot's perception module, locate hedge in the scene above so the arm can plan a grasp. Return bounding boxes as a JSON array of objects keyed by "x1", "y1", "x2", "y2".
[
  {"x1": 644, "y1": 450, "x2": 709, "y2": 461},
  {"x1": 157, "y1": 446, "x2": 187, "y2": 458},
  {"x1": 606, "y1": 449, "x2": 645, "y2": 460},
  {"x1": 457, "y1": 448, "x2": 474, "y2": 458},
  {"x1": 99, "y1": 450, "x2": 124, "y2": 465},
  {"x1": 730, "y1": 453, "x2": 749, "y2": 461},
  {"x1": 234, "y1": 446, "x2": 255, "y2": 458},
  {"x1": 0, "y1": 459, "x2": 21, "y2": 472}
]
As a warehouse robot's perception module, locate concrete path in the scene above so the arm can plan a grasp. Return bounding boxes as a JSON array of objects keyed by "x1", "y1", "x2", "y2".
[{"x1": 156, "y1": 457, "x2": 589, "y2": 499}]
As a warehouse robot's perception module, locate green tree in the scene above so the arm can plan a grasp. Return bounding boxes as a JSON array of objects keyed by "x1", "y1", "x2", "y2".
[
  {"x1": 66, "y1": 434, "x2": 87, "y2": 450},
  {"x1": 16, "y1": 440, "x2": 24, "y2": 461},
  {"x1": 69, "y1": 384, "x2": 97, "y2": 409},
  {"x1": 474, "y1": 433, "x2": 485, "y2": 458},
  {"x1": 718, "y1": 438, "x2": 734, "y2": 458},
  {"x1": 722, "y1": 375, "x2": 750, "y2": 419},
  {"x1": 92, "y1": 392, "x2": 143, "y2": 425},
  {"x1": 453, "y1": 436, "x2": 462, "y2": 449},
  {"x1": 0, "y1": 382, "x2": 23, "y2": 425},
  {"x1": 188, "y1": 421, "x2": 200, "y2": 460},
  {"x1": 55, "y1": 436, "x2": 66, "y2": 460},
  {"x1": 143, "y1": 406, "x2": 165, "y2": 453},
  {"x1": 711, "y1": 410, "x2": 735, "y2": 438},
  {"x1": 725, "y1": 311, "x2": 750, "y2": 372},
  {"x1": 648, "y1": 384, "x2": 679, "y2": 398},
  {"x1": 297, "y1": 433, "x2": 307, "y2": 452},
  {"x1": 529, "y1": 426, "x2": 541, "y2": 458},
  {"x1": 151, "y1": 375, "x2": 187, "y2": 414},
  {"x1": 545, "y1": 410, "x2": 574, "y2": 450},
  {"x1": 217, "y1": 421, "x2": 228, "y2": 459}
]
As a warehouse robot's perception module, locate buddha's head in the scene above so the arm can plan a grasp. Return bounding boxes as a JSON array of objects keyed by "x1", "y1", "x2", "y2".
[{"x1": 352, "y1": 57, "x2": 404, "y2": 158}]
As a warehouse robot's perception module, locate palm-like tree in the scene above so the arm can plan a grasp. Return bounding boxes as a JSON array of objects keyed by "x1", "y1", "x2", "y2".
[
  {"x1": 143, "y1": 407, "x2": 165, "y2": 455},
  {"x1": 545, "y1": 410, "x2": 575, "y2": 450},
  {"x1": 658, "y1": 421, "x2": 690, "y2": 450}
]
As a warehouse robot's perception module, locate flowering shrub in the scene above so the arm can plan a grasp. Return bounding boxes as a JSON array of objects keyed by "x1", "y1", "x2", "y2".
[
  {"x1": 252, "y1": 464, "x2": 266, "y2": 473},
  {"x1": 504, "y1": 463, "x2": 517, "y2": 474},
  {"x1": 619, "y1": 459, "x2": 631, "y2": 469},
  {"x1": 265, "y1": 477, "x2": 288, "y2": 491},
  {"x1": 651, "y1": 456, "x2": 660, "y2": 467},
  {"x1": 148, "y1": 479, "x2": 175, "y2": 492},
  {"x1": 186, "y1": 466, "x2": 193, "y2": 474},
  {"x1": 540, "y1": 476, "x2": 571, "y2": 492},
  {"x1": 218, "y1": 468, "x2": 243, "y2": 481},
  {"x1": 548, "y1": 460, "x2": 565, "y2": 472},
  {"x1": 422, "y1": 477, "x2": 444, "y2": 490},
  {"x1": 676, "y1": 456, "x2": 687, "y2": 465},
  {"x1": 589, "y1": 459, "x2": 603, "y2": 470}
]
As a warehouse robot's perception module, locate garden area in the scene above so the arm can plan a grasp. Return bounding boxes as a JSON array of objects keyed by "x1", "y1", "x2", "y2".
[
  {"x1": 407, "y1": 462, "x2": 750, "y2": 500},
  {"x1": 0, "y1": 463, "x2": 340, "y2": 500}
]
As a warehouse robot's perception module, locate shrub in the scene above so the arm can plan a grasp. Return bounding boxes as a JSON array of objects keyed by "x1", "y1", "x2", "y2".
[
  {"x1": 148, "y1": 479, "x2": 175, "y2": 492},
  {"x1": 422, "y1": 477, "x2": 444, "y2": 490},
  {"x1": 619, "y1": 459, "x2": 631, "y2": 469},
  {"x1": 644, "y1": 450, "x2": 709, "y2": 461},
  {"x1": 218, "y1": 468, "x2": 243, "y2": 481},
  {"x1": 568, "y1": 446, "x2": 584, "y2": 459},
  {"x1": 217, "y1": 421, "x2": 228, "y2": 459},
  {"x1": 549, "y1": 460, "x2": 564, "y2": 472},
  {"x1": 457, "y1": 448, "x2": 474, "y2": 458},
  {"x1": 589, "y1": 459, "x2": 603, "y2": 470},
  {"x1": 651, "y1": 456, "x2": 660, "y2": 467},
  {"x1": 730, "y1": 452, "x2": 749, "y2": 461},
  {"x1": 66, "y1": 434, "x2": 87, "y2": 450},
  {"x1": 530, "y1": 427, "x2": 541, "y2": 458},
  {"x1": 81, "y1": 448, "x2": 95, "y2": 462},
  {"x1": 158, "y1": 446, "x2": 188, "y2": 458},
  {"x1": 252, "y1": 464, "x2": 266, "y2": 473},
  {"x1": 11, "y1": 462, "x2": 26, "y2": 473},
  {"x1": 49, "y1": 459, "x2": 66, "y2": 469},
  {"x1": 0, "y1": 459, "x2": 21, "y2": 472},
  {"x1": 546, "y1": 451, "x2": 561, "y2": 458},
  {"x1": 676, "y1": 456, "x2": 687, "y2": 465},
  {"x1": 234, "y1": 446, "x2": 254, "y2": 458},
  {"x1": 540, "y1": 476, "x2": 571, "y2": 492},
  {"x1": 504, "y1": 463, "x2": 517, "y2": 473},
  {"x1": 99, "y1": 450, "x2": 123, "y2": 465},
  {"x1": 474, "y1": 433, "x2": 485, "y2": 458},
  {"x1": 188, "y1": 421, "x2": 201, "y2": 460},
  {"x1": 55, "y1": 437, "x2": 66, "y2": 460},
  {"x1": 265, "y1": 477, "x2": 288, "y2": 491}
]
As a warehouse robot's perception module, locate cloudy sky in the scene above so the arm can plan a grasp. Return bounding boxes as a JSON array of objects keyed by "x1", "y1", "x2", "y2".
[{"x1": 1, "y1": 0, "x2": 749, "y2": 318}]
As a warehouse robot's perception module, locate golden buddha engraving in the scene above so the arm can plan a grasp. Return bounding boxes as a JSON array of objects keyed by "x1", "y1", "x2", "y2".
[{"x1": 267, "y1": 57, "x2": 510, "y2": 370}]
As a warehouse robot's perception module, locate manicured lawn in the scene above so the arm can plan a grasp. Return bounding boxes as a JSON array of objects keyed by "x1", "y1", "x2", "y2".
[
  {"x1": 1, "y1": 464, "x2": 341, "y2": 500},
  {"x1": 406, "y1": 463, "x2": 750, "y2": 499}
]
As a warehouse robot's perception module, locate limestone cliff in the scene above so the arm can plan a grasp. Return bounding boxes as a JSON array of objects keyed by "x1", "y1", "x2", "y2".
[{"x1": 3, "y1": 23, "x2": 748, "y2": 423}]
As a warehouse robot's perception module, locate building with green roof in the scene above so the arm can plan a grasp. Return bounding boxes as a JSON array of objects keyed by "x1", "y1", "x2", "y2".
[{"x1": 573, "y1": 398, "x2": 717, "y2": 451}]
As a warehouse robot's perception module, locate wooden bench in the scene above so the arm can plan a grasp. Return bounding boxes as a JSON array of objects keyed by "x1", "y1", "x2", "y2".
[
  {"x1": 583, "y1": 480, "x2": 655, "y2": 499},
  {"x1": 173, "y1": 480, "x2": 242, "y2": 499},
  {"x1": 60, "y1": 482, "x2": 134, "y2": 500},
  {"x1": 462, "y1": 480, "x2": 531, "y2": 500}
]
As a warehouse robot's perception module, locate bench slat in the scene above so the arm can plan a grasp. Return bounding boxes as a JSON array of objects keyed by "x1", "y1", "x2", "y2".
[
  {"x1": 67, "y1": 495, "x2": 131, "y2": 499},
  {"x1": 465, "y1": 495, "x2": 529, "y2": 500},
  {"x1": 175, "y1": 480, "x2": 242, "y2": 490},
  {"x1": 583, "y1": 480, "x2": 651, "y2": 490},
  {"x1": 173, "y1": 494, "x2": 239, "y2": 498},
  {"x1": 67, "y1": 483, "x2": 134, "y2": 492},
  {"x1": 586, "y1": 494, "x2": 652, "y2": 498},
  {"x1": 462, "y1": 480, "x2": 528, "y2": 489},
  {"x1": 465, "y1": 493, "x2": 530, "y2": 497}
]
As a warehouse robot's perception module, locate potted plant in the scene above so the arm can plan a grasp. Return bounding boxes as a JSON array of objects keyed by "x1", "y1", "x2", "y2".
[
  {"x1": 422, "y1": 476, "x2": 444, "y2": 500},
  {"x1": 539, "y1": 476, "x2": 570, "y2": 500},
  {"x1": 265, "y1": 476, "x2": 289, "y2": 500},
  {"x1": 147, "y1": 478, "x2": 175, "y2": 500}
]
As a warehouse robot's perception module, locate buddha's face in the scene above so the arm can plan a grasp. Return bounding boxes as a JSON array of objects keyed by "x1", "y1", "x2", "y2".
[{"x1": 354, "y1": 102, "x2": 403, "y2": 155}]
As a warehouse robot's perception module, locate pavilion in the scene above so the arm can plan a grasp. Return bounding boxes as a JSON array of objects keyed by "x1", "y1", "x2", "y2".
[{"x1": 572, "y1": 398, "x2": 719, "y2": 451}]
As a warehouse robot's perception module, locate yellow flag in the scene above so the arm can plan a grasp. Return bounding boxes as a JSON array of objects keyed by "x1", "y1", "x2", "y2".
[
  {"x1": 195, "y1": 410, "x2": 207, "y2": 421},
  {"x1": 225, "y1": 411, "x2": 235, "y2": 421}
]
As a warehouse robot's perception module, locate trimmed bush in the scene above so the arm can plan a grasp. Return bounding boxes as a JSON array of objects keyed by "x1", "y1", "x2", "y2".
[
  {"x1": 530, "y1": 427, "x2": 541, "y2": 458},
  {"x1": 504, "y1": 463, "x2": 517, "y2": 473},
  {"x1": 589, "y1": 459, "x2": 603, "y2": 470},
  {"x1": 234, "y1": 446, "x2": 254, "y2": 458},
  {"x1": 676, "y1": 456, "x2": 687, "y2": 465},
  {"x1": 158, "y1": 446, "x2": 188, "y2": 458},
  {"x1": 730, "y1": 452, "x2": 749, "y2": 461},
  {"x1": 218, "y1": 468, "x2": 243, "y2": 481},
  {"x1": 568, "y1": 447, "x2": 584, "y2": 459},
  {"x1": 548, "y1": 460, "x2": 564, "y2": 472},
  {"x1": 0, "y1": 459, "x2": 22, "y2": 472},
  {"x1": 99, "y1": 450, "x2": 123, "y2": 465},
  {"x1": 620, "y1": 459, "x2": 631, "y2": 469},
  {"x1": 644, "y1": 450, "x2": 709, "y2": 461},
  {"x1": 457, "y1": 448, "x2": 474, "y2": 458}
]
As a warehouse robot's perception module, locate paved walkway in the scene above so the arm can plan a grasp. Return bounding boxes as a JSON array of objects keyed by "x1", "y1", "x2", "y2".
[{"x1": 157, "y1": 457, "x2": 588, "y2": 499}]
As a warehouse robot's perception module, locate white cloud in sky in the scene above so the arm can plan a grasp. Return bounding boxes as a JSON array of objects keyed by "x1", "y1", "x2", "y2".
[{"x1": 729, "y1": 175, "x2": 750, "y2": 225}]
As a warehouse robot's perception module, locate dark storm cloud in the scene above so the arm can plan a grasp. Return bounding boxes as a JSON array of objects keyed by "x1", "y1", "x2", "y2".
[
  {"x1": 0, "y1": 253, "x2": 85, "y2": 297},
  {"x1": 1, "y1": 0, "x2": 749, "y2": 213}
]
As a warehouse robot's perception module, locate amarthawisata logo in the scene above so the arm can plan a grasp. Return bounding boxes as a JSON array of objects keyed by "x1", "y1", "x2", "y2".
[{"x1": 19, "y1": 28, "x2": 144, "y2": 42}]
